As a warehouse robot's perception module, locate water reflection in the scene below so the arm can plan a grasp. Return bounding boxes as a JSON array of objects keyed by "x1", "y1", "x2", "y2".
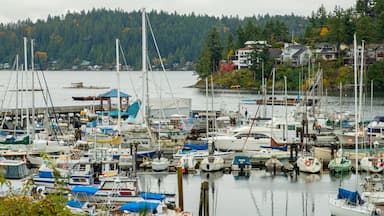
[
  {"x1": 298, "y1": 173, "x2": 322, "y2": 184},
  {"x1": 232, "y1": 170, "x2": 251, "y2": 180},
  {"x1": 329, "y1": 171, "x2": 352, "y2": 182}
]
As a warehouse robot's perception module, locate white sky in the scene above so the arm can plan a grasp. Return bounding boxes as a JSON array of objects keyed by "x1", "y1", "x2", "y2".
[{"x1": 0, "y1": 0, "x2": 356, "y2": 23}]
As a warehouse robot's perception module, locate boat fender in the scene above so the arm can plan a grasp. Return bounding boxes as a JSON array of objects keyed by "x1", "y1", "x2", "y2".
[{"x1": 305, "y1": 160, "x2": 311, "y2": 167}]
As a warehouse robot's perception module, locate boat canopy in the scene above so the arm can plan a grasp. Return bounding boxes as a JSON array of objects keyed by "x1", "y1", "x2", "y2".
[
  {"x1": 337, "y1": 187, "x2": 364, "y2": 204},
  {"x1": 71, "y1": 186, "x2": 99, "y2": 195},
  {"x1": 140, "y1": 192, "x2": 166, "y2": 201},
  {"x1": 119, "y1": 201, "x2": 159, "y2": 212},
  {"x1": 232, "y1": 155, "x2": 251, "y2": 165}
]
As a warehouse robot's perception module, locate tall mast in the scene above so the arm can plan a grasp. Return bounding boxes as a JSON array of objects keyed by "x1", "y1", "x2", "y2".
[
  {"x1": 23, "y1": 37, "x2": 30, "y2": 143},
  {"x1": 142, "y1": 8, "x2": 149, "y2": 124},
  {"x1": 353, "y1": 34, "x2": 358, "y2": 186},
  {"x1": 15, "y1": 55, "x2": 19, "y2": 134},
  {"x1": 116, "y1": 38, "x2": 121, "y2": 133},
  {"x1": 31, "y1": 39, "x2": 36, "y2": 141},
  {"x1": 358, "y1": 40, "x2": 365, "y2": 124}
]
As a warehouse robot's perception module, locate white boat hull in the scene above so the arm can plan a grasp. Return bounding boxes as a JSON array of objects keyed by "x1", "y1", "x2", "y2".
[
  {"x1": 360, "y1": 157, "x2": 384, "y2": 173},
  {"x1": 151, "y1": 157, "x2": 169, "y2": 172},
  {"x1": 200, "y1": 156, "x2": 224, "y2": 172},
  {"x1": 329, "y1": 197, "x2": 373, "y2": 216},
  {"x1": 296, "y1": 156, "x2": 322, "y2": 173}
]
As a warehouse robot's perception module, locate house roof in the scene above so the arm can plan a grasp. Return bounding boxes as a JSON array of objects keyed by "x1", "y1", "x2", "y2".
[
  {"x1": 98, "y1": 89, "x2": 131, "y2": 98},
  {"x1": 269, "y1": 48, "x2": 282, "y2": 58},
  {"x1": 292, "y1": 48, "x2": 306, "y2": 58}
]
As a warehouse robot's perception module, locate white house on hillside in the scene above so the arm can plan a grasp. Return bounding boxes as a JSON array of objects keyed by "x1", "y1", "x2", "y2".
[
  {"x1": 281, "y1": 43, "x2": 312, "y2": 65},
  {"x1": 232, "y1": 41, "x2": 270, "y2": 69}
]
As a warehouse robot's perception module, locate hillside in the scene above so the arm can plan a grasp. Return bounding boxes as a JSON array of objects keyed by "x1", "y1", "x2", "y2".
[{"x1": 0, "y1": 9, "x2": 307, "y2": 70}]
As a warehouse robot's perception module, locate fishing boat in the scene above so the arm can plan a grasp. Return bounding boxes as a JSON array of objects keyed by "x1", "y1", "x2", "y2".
[
  {"x1": 92, "y1": 176, "x2": 139, "y2": 203},
  {"x1": 0, "y1": 157, "x2": 28, "y2": 179},
  {"x1": 231, "y1": 155, "x2": 251, "y2": 172}
]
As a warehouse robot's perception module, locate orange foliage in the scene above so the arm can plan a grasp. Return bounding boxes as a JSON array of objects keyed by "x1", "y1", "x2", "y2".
[{"x1": 320, "y1": 26, "x2": 329, "y2": 36}]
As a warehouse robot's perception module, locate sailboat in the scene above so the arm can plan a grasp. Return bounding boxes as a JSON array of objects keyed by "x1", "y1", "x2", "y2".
[
  {"x1": 200, "y1": 76, "x2": 224, "y2": 172},
  {"x1": 328, "y1": 149, "x2": 352, "y2": 174},
  {"x1": 328, "y1": 34, "x2": 376, "y2": 216}
]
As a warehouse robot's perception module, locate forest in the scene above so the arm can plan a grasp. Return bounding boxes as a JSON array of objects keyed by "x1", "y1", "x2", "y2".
[
  {"x1": 194, "y1": 0, "x2": 384, "y2": 91},
  {"x1": 0, "y1": 9, "x2": 306, "y2": 70}
]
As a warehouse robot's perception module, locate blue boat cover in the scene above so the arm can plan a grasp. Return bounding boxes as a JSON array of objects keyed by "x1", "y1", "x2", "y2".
[
  {"x1": 71, "y1": 186, "x2": 99, "y2": 195},
  {"x1": 136, "y1": 150, "x2": 156, "y2": 159},
  {"x1": 232, "y1": 156, "x2": 251, "y2": 165},
  {"x1": 337, "y1": 187, "x2": 364, "y2": 204},
  {"x1": 67, "y1": 200, "x2": 85, "y2": 208},
  {"x1": 183, "y1": 142, "x2": 208, "y2": 150},
  {"x1": 140, "y1": 192, "x2": 166, "y2": 201},
  {"x1": 119, "y1": 201, "x2": 160, "y2": 212},
  {"x1": 108, "y1": 100, "x2": 141, "y2": 118},
  {"x1": 126, "y1": 100, "x2": 141, "y2": 118}
]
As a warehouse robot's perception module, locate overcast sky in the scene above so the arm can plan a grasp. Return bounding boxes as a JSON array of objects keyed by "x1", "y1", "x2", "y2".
[{"x1": 0, "y1": 0, "x2": 356, "y2": 23}]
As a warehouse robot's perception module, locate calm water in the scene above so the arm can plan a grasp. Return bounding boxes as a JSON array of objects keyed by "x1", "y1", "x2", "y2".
[
  {"x1": 1, "y1": 70, "x2": 383, "y2": 215},
  {"x1": 0, "y1": 70, "x2": 382, "y2": 119},
  {"x1": 138, "y1": 170, "x2": 364, "y2": 216}
]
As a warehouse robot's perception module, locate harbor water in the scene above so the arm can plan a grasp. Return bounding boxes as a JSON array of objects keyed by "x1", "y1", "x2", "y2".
[{"x1": 0, "y1": 70, "x2": 383, "y2": 215}]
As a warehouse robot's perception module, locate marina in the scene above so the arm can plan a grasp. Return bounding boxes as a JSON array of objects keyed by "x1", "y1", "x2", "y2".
[{"x1": 0, "y1": 69, "x2": 383, "y2": 215}]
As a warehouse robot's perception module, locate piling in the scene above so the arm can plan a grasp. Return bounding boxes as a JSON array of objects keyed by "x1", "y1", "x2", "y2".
[
  {"x1": 177, "y1": 166, "x2": 184, "y2": 211},
  {"x1": 199, "y1": 181, "x2": 209, "y2": 216}
]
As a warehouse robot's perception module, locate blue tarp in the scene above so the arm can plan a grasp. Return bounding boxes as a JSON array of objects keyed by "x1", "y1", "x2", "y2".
[
  {"x1": 119, "y1": 201, "x2": 160, "y2": 212},
  {"x1": 67, "y1": 200, "x2": 85, "y2": 208},
  {"x1": 183, "y1": 142, "x2": 208, "y2": 150},
  {"x1": 71, "y1": 186, "x2": 99, "y2": 195},
  {"x1": 140, "y1": 192, "x2": 166, "y2": 201},
  {"x1": 337, "y1": 187, "x2": 364, "y2": 204}
]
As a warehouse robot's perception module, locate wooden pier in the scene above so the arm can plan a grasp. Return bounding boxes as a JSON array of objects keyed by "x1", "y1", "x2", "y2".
[{"x1": 0, "y1": 104, "x2": 103, "y2": 116}]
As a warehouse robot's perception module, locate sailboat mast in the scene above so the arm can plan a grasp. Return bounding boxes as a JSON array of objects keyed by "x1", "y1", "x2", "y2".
[
  {"x1": 23, "y1": 37, "x2": 30, "y2": 143},
  {"x1": 358, "y1": 40, "x2": 364, "y2": 124},
  {"x1": 271, "y1": 68, "x2": 275, "y2": 144},
  {"x1": 31, "y1": 39, "x2": 36, "y2": 141},
  {"x1": 116, "y1": 38, "x2": 121, "y2": 133},
  {"x1": 15, "y1": 55, "x2": 19, "y2": 134},
  {"x1": 205, "y1": 77, "x2": 209, "y2": 139},
  {"x1": 284, "y1": 76, "x2": 288, "y2": 141},
  {"x1": 142, "y1": 8, "x2": 149, "y2": 125},
  {"x1": 353, "y1": 34, "x2": 358, "y2": 185}
]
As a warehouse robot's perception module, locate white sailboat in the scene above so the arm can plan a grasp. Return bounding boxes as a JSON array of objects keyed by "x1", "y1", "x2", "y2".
[{"x1": 200, "y1": 76, "x2": 224, "y2": 172}]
